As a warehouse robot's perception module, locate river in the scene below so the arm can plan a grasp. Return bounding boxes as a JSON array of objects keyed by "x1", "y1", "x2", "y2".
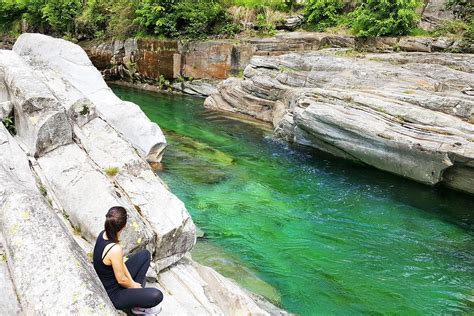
[{"x1": 113, "y1": 85, "x2": 474, "y2": 315}]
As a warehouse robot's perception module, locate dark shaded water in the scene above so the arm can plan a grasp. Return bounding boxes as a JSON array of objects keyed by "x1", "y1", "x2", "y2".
[{"x1": 114, "y1": 86, "x2": 474, "y2": 315}]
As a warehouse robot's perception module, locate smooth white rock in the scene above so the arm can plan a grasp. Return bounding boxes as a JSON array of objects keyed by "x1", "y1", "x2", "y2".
[{"x1": 13, "y1": 33, "x2": 167, "y2": 162}]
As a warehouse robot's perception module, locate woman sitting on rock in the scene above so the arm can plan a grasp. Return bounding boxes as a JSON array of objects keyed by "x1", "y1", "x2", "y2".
[{"x1": 93, "y1": 206, "x2": 163, "y2": 315}]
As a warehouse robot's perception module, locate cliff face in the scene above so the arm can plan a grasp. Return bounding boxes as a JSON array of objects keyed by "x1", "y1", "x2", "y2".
[
  {"x1": 204, "y1": 50, "x2": 474, "y2": 195},
  {"x1": 84, "y1": 32, "x2": 472, "y2": 86},
  {"x1": 0, "y1": 33, "x2": 284, "y2": 315}
]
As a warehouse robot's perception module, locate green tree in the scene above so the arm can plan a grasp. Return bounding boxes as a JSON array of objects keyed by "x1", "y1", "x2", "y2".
[
  {"x1": 135, "y1": 0, "x2": 232, "y2": 39},
  {"x1": 42, "y1": 0, "x2": 82, "y2": 33},
  {"x1": 350, "y1": 0, "x2": 422, "y2": 36},
  {"x1": 304, "y1": 0, "x2": 344, "y2": 31}
]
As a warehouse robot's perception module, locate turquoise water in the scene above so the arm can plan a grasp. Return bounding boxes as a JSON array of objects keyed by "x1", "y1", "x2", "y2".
[{"x1": 114, "y1": 86, "x2": 474, "y2": 315}]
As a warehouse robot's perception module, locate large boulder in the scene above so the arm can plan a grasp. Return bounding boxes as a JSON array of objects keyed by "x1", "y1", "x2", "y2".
[
  {"x1": 73, "y1": 118, "x2": 196, "y2": 269},
  {"x1": 205, "y1": 50, "x2": 474, "y2": 194},
  {"x1": 0, "y1": 50, "x2": 72, "y2": 157},
  {"x1": 36, "y1": 142, "x2": 155, "y2": 255},
  {"x1": 0, "y1": 124, "x2": 116, "y2": 314},
  {"x1": 13, "y1": 33, "x2": 166, "y2": 162},
  {"x1": 10, "y1": 34, "x2": 195, "y2": 269}
]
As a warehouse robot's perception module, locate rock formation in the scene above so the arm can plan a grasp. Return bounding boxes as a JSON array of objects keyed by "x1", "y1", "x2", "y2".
[
  {"x1": 0, "y1": 33, "x2": 282, "y2": 315},
  {"x1": 84, "y1": 32, "x2": 471, "y2": 93},
  {"x1": 205, "y1": 50, "x2": 474, "y2": 195}
]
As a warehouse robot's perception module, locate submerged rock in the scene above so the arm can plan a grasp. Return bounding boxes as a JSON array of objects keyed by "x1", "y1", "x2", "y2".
[
  {"x1": 172, "y1": 80, "x2": 218, "y2": 97},
  {"x1": 205, "y1": 51, "x2": 474, "y2": 194}
]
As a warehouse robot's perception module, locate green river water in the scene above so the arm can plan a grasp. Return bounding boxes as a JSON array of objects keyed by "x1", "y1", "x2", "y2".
[{"x1": 113, "y1": 86, "x2": 474, "y2": 315}]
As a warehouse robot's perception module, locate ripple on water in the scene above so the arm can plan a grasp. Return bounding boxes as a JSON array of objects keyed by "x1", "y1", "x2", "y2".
[{"x1": 113, "y1": 86, "x2": 474, "y2": 316}]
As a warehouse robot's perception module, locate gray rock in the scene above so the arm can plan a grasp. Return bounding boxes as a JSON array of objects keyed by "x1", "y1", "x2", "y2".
[
  {"x1": 276, "y1": 15, "x2": 305, "y2": 31},
  {"x1": 0, "y1": 101, "x2": 12, "y2": 120},
  {"x1": 0, "y1": 124, "x2": 116, "y2": 314},
  {"x1": 158, "y1": 256, "x2": 272, "y2": 315},
  {"x1": 73, "y1": 117, "x2": 196, "y2": 270},
  {"x1": 36, "y1": 142, "x2": 155, "y2": 255},
  {"x1": 0, "y1": 233, "x2": 21, "y2": 315},
  {"x1": 172, "y1": 80, "x2": 218, "y2": 97},
  {"x1": 205, "y1": 51, "x2": 474, "y2": 194},
  {"x1": 420, "y1": 0, "x2": 455, "y2": 31},
  {"x1": 0, "y1": 50, "x2": 73, "y2": 157},
  {"x1": 13, "y1": 33, "x2": 167, "y2": 162},
  {"x1": 431, "y1": 37, "x2": 455, "y2": 51},
  {"x1": 399, "y1": 37, "x2": 432, "y2": 52}
]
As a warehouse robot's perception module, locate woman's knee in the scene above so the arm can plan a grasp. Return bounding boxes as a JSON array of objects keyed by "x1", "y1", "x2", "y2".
[
  {"x1": 136, "y1": 249, "x2": 151, "y2": 263},
  {"x1": 151, "y1": 288, "x2": 164, "y2": 306}
]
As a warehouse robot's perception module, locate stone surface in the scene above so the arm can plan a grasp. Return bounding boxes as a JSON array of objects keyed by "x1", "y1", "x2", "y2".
[
  {"x1": 0, "y1": 232, "x2": 21, "y2": 315},
  {"x1": 73, "y1": 118, "x2": 196, "y2": 270},
  {"x1": 85, "y1": 33, "x2": 464, "y2": 88},
  {"x1": 205, "y1": 50, "x2": 474, "y2": 194},
  {"x1": 172, "y1": 80, "x2": 219, "y2": 97},
  {"x1": 0, "y1": 124, "x2": 116, "y2": 314},
  {"x1": 420, "y1": 0, "x2": 454, "y2": 31},
  {"x1": 36, "y1": 142, "x2": 155, "y2": 255},
  {"x1": 0, "y1": 50, "x2": 73, "y2": 157},
  {"x1": 157, "y1": 256, "x2": 277, "y2": 316},
  {"x1": 0, "y1": 101, "x2": 12, "y2": 120},
  {"x1": 0, "y1": 34, "x2": 286, "y2": 315},
  {"x1": 13, "y1": 33, "x2": 167, "y2": 162}
]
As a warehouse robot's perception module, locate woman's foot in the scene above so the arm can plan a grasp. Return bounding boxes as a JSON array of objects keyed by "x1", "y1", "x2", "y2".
[{"x1": 131, "y1": 304, "x2": 162, "y2": 315}]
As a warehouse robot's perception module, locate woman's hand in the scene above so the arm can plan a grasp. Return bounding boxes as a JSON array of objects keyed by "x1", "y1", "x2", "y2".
[{"x1": 131, "y1": 281, "x2": 142, "y2": 289}]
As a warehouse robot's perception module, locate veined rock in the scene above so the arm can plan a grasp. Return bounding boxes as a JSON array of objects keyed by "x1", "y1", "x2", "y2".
[{"x1": 205, "y1": 50, "x2": 474, "y2": 194}]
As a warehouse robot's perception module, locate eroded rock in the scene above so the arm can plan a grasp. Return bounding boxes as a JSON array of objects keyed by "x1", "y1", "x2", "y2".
[
  {"x1": 0, "y1": 50, "x2": 73, "y2": 157},
  {"x1": 205, "y1": 50, "x2": 474, "y2": 194},
  {"x1": 0, "y1": 124, "x2": 116, "y2": 314},
  {"x1": 13, "y1": 33, "x2": 166, "y2": 162}
]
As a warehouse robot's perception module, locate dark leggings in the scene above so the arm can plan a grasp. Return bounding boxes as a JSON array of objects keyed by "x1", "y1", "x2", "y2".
[{"x1": 111, "y1": 249, "x2": 164, "y2": 310}]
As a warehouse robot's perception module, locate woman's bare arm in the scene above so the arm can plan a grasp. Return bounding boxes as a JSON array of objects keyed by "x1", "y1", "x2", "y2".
[{"x1": 106, "y1": 245, "x2": 141, "y2": 289}]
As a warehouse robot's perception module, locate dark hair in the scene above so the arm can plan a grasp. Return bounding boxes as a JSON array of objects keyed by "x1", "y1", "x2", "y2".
[{"x1": 105, "y1": 206, "x2": 127, "y2": 243}]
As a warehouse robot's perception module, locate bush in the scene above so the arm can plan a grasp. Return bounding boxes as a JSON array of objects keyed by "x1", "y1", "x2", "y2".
[
  {"x1": 223, "y1": 0, "x2": 296, "y2": 11},
  {"x1": 76, "y1": 0, "x2": 111, "y2": 39},
  {"x1": 350, "y1": 0, "x2": 422, "y2": 37},
  {"x1": 305, "y1": 0, "x2": 344, "y2": 31},
  {"x1": 135, "y1": 0, "x2": 234, "y2": 39},
  {"x1": 0, "y1": 0, "x2": 26, "y2": 34},
  {"x1": 42, "y1": 0, "x2": 82, "y2": 34}
]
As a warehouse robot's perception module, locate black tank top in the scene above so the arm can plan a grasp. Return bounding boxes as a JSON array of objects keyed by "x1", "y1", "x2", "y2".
[{"x1": 93, "y1": 231, "x2": 120, "y2": 296}]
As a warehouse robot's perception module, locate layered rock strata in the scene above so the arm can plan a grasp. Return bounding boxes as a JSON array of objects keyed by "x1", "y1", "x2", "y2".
[
  {"x1": 205, "y1": 50, "x2": 474, "y2": 194},
  {"x1": 85, "y1": 32, "x2": 471, "y2": 89},
  {"x1": 0, "y1": 33, "x2": 283, "y2": 315}
]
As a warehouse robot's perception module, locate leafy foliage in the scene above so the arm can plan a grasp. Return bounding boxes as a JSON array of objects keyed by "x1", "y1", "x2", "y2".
[
  {"x1": 135, "y1": 0, "x2": 233, "y2": 39},
  {"x1": 42, "y1": 0, "x2": 82, "y2": 33},
  {"x1": 350, "y1": 0, "x2": 422, "y2": 37},
  {"x1": 305, "y1": 0, "x2": 344, "y2": 31}
]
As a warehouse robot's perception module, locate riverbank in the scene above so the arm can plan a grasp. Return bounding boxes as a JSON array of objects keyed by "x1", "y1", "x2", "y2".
[{"x1": 0, "y1": 33, "x2": 288, "y2": 315}]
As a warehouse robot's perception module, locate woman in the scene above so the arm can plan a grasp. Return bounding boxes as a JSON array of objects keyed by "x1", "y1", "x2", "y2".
[{"x1": 93, "y1": 206, "x2": 163, "y2": 315}]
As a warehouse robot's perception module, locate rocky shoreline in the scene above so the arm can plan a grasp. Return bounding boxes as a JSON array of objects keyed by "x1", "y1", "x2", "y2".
[
  {"x1": 204, "y1": 50, "x2": 474, "y2": 195},
  {"x1": 84, "y1": 32, "x2": 472, "y2": 89},
  {"x1": 0, "y1": 33, "x2": 287, "y2": 315}
]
